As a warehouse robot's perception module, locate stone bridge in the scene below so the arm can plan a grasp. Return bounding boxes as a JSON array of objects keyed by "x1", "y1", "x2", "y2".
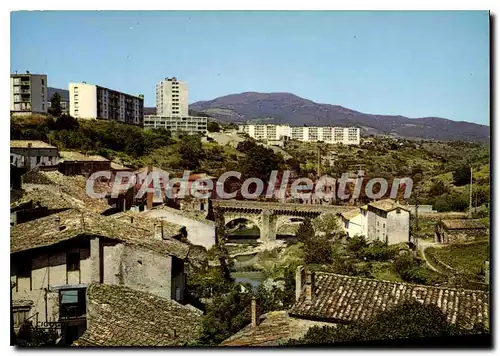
[{"x1": 212, "y1": 200, "x2": 353, "y2": 243}]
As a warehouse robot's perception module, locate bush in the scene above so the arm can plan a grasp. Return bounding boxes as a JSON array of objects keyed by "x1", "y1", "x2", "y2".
[
  {"x1": 359, "y1": 240, "x2": 395, "y2": 261},
  {"x1": 347, "y1": 235, "x2": 368, "y2": 254},
  {"x1": 304, "y1": 235, "x2": 333, "y2": 265}
]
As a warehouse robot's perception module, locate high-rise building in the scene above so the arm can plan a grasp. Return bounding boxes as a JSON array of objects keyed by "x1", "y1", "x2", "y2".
[
  {"x1": 155, "y1": 77, "x2": 188, "y2": 116},
  {"x1": 10, "y1": 72, "x2": 48, "y2": 116},
  {"x1": 239, "y1": 124, "x2": 360, "y2": 145},
  {"x1": 69, "y1": 82, "x2": 144, "y2": 125},
  {"x1": 143, "y1": 115, "x2": 208, "y2": 135}
]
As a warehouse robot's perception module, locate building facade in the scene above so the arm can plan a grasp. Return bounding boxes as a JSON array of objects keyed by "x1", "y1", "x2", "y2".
[
  {"x1": 143, "y1": 115, "x2": 208, "y2": 135},
  {"x1": 10, "y1": 72, "x2": 48, "y2": 116},
  {"x1": 156, "y1": 77, "x2": 188, "y2": 116},
  {"x1": 239, "y1": 124, "x2": 360, "y2": 145},
  {"x1": 69, "y1": 82, "x2": 144, "y2": 124},
  {"x1": 10, "y1": 209, "x2": 190, "y2": 344},
  {"x1": 10, "y1": 140, "x2": 59, "y2": 169}
]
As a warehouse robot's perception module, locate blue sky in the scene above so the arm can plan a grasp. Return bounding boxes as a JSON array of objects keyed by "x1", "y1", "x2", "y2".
[{"x1": 11, "y1": 11, "x2": 489, "y2": 125}]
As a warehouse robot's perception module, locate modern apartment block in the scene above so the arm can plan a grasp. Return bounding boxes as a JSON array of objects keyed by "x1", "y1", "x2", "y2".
[
  {"x1": 69, "y1": 82, "x2": 144, "y2": 125},
  {"x1": 143, "y1": 115, "x2": 208, "y2": 135},
  {"x1": 10, "y1": 72, "x2": 48, "y2": 116},
  {"x1": 155, "y1": 77, "x2": 188, "y2": 116},
  {"x1": 239, "y1": 124, "x2": 360, "y2": 145}
]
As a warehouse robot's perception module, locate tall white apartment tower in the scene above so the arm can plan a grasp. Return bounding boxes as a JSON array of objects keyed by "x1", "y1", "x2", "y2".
[
  {"x1": 155, "y1": 77, "x2": 188, "y2": 116},
  {"x1": 10, "y1": 72, "x2": 48, "y2": 116}
]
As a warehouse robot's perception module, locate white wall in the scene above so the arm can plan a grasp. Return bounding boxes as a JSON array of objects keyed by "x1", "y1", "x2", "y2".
[
  {"x1": 69, "y1": 83, "x2": 97, "y2": 119},
  {"x1": 143, "y1": 209, "x2": 216, "y2": 249},
  {"x1": 387, "y1": 209, "x2": 410, "y2": 244}
]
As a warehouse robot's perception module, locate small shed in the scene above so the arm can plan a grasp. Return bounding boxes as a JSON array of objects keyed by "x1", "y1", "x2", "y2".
[{"x1": 435, "y1": 219, "x2": 487, "y2": 244}]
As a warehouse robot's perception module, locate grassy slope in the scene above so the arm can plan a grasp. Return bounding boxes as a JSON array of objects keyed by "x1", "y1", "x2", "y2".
[{"x1": 426, "y1": 241, "x2": 489, "y2": 274}]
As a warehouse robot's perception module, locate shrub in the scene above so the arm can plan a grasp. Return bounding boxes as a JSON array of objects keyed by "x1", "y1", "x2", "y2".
[{"x1": 359, "y1": 240, "x2": 395, "y2": 261}]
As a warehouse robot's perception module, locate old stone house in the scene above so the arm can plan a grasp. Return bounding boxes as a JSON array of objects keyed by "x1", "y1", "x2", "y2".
[
  {"x1": 10, "y1": 208, "x2": 193, "y2": 345},
  {"x1": 435, "y1": 219, "x2": 488, "y2": 244},
  {"x1": 58, "y1": 151, "x2": 111, "y2": 177},
  {"x1": 220, "y1": 267, "x2": 489, "y2": 346},
  {"x1": 10, "y1": 140, "x2": 59, "y2": 169},
  {"x1": 339, "y1": 209, "x2": 364, "y2": 238},
  {"x1": 338, "y1": 199, "x2": 409, "y2": 245},
  {"x1": 366, "y1": 199, "x2": 410, "y2": 245}
]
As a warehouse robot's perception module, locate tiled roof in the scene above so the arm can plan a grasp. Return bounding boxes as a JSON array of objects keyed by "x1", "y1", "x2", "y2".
[
  {"x1": 10, "y1": 208, "x2": 190, "y2": 260},
  {"x1": 340, "y1": 209, "x2": 361, "y2": 220},
  {"x1": 73, "y1": 284, "x2": 203, "y2": 347},
  {"x1": 289, "y1": 272, "x2": 489, "y2": 328},
  {"x1": 59, "y1": 151, "x2": 109, "y2": 162},
  {"x1": 112, "y1": 211, "x2": 184, "y2": 237},
  {"x1": 10, "y1": 140, "x2": 56, "y2": 149},
  {"x1": 440, "y1": 219, "x2": 487, "y2": 230},
  {"x1": 22, "y1": 170, "x2": 112, "y2": 214},
  {"x1": 110, "y1": 161, "x2": 132, "y2": 170},
  {"x1": 150, "y1": 204, "x2": 214, "y2": 224},
  {"x1": 368, "y1": 199, "x2": 409, "y2": 212},
  {"x1": 10, "y1": 188, "x2": 74, "y2": 211},
  {"x1": 220, "y1": 311, "x2": 331, "y2": 346}
]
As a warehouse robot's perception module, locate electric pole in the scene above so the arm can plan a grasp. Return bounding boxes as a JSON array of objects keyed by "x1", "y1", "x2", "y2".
[{"x1": 469, "y1": 166, "x2": 473, "y2": 217}]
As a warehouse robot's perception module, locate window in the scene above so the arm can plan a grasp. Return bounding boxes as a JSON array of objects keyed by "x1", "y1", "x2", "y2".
[
  {"x1": 41, "y1": 78, "x2": 45, "y2": 85},
  {"x1": 13, "y1": 307, "x2": 31, "y2": 328},
  {"x1": 396, "y1": 208, "x2": 401, "y2": 214},
  {"x1": 66, "y1": 252, "x2": 80, "y2": 272},
  {"x1": 36, "y1": 156, "x2": 41, "y2": 165},
  {"x1": 59, "y1": 289, "x2": 86, "y2": 319}
]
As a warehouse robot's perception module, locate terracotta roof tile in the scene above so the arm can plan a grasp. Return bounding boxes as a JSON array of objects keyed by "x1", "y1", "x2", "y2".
[
  {"x1": 59, "y1": 151, "x2": 109, "y2": 162},
  {"x1": 368, "y1": 199, "x2": 409, "y2": 212},
  {"x1": 10, "y1": 208, "x2": 190, "y2": 260},
  {"x1": 21, "y1": 170, "x2": 112, "y2": 214},
  {"x1": 73, "y1": 284, "x2": 203, "y2": 347},
  {"x1": 10, "y1": 140, "x2": 56, "y2": 149},
  {"x1": 340, "y1": 209, "x2": 361, "y2": 220},
  {"x1": 289, "y1": 272, "x2": 489, "y2": 328},
  {"x1": 220, "y1": 311, "x2": 331, "y2": 346}
]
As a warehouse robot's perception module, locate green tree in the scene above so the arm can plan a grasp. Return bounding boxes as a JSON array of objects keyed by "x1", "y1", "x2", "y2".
[
  {"x1": 239, "y1": 144, "x2": 284, "y2": 181},
  {"x1": 313, "y1": 213, "x2": 345, "y2": 240},
  {"x1": 429, "y1": 180, "x2": 449, "y2": 196},
  {"x1": 197, "y1": 284, "x2": 253, "y2": 345},
  {"x1": 453, "y1": 165, "x2": 471, "y2": 186},
  {"x1": 296, "y1": 218, "x2": 315, "y2": 243},
  {"x1": 207, "y1": 121, "x2": 220, "y2": 133},
  {"x1": 304, "y1": 234, "x2": 333, "y2": 265},
  {"x1": 179, "y1": 134, "x2": 205, "y2": 171},
  {"x1": 48, "y1": 92, "x2": 62, "y2": 117}
]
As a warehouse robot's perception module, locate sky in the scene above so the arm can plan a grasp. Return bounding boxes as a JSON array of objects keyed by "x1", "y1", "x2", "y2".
[{"x1": 10, "y1": 11, "x2": 490, "y2": 125}]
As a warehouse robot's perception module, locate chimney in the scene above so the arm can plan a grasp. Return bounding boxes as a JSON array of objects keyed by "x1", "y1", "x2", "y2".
[
  {"x1": 146, "y1": 165, "x2": 153, "y2": 210},
  {"x1": 305, "y1": 270, "x2": 315, "y2": 301},
  {"x1": 295, "y1": 265, "x2": 304, "y2": 301},
  {"x1": 154, "y1": 223, "x2": 163, "y2": 240},
  {"x1": 54, "y1": 217, "x2": 61, "y2": 230},
  {"x1": 251, "y1": 297, "x2": 259, "y2": 327},
  {"x1": 25, "y1": 143, "x2": 32, "y2": 169}
]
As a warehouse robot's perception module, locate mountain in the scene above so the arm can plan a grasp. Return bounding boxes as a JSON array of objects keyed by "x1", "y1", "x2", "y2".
[
  {"x1": 190, "y1": 92, "x2": 489, "y2": 142},
  {"x1": 48, "y1": 87, "x2": 69, "y2": 101}
]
